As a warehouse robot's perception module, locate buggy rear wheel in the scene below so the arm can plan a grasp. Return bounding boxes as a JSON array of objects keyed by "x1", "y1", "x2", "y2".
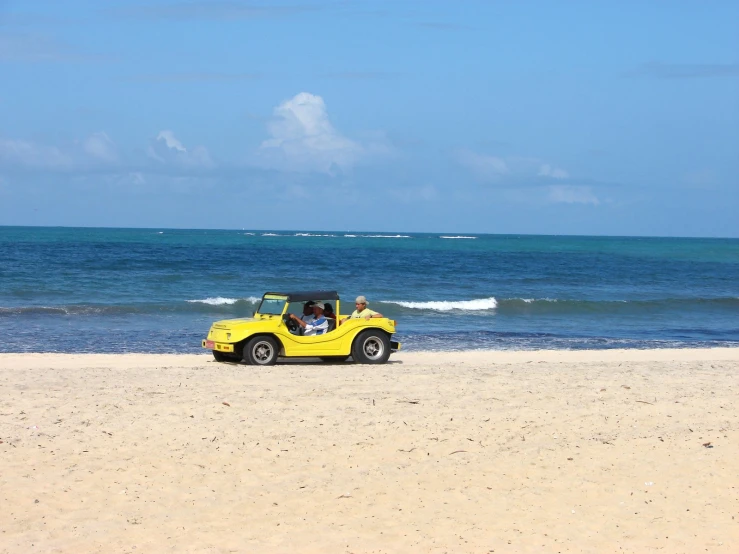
[{"x1": 351, "y1": 330, "x2": 391, "y2": 364}]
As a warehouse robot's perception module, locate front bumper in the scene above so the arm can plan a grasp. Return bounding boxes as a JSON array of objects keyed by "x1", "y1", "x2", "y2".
[
  {"x1": 391, "y1": 341, "x2": 401, "y2": 352},
  {"x1": 202, "y1": 340, "x2": 235, "y2": 353}
]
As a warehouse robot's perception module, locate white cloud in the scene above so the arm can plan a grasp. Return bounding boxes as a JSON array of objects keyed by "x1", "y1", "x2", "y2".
[
  {"x1": 257, "y1": 92, "x2": 382, "y2": 173},
  {"x1": 83, "y1": 132, "x2": 118, "y2": 163},
  {"x1": 457, "y1": 151, "x2": 590, "y2": 205},
  {"x1": 156, "y1": 130, "x2": 186, "y2": 152},
  {"x1": 548, "y1": 185, "x2": 599, "y2": 205},
  {"x1": 148, "y1": 130, "x2": 213, "y2": 167},
  {"x1": 0, "y1": 132, "x2": 123, "y2": 171},
  {"x1": 455, "y1": 149, "x2": 509, "y2": 182},
  {"x1": 457, "y1": 151, "x2": 574, "y2": 184},
  {"x1": 538, "y1": 163, "x2": 569, "y2": 179},
  {"x1": 0, "y1": 137, "x2": 73, "y2": 169}
]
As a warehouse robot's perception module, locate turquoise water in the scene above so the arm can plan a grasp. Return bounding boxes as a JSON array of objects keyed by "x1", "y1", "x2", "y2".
[{"x1": 1, "y1": 226, "x2": 737, "y2": 352}]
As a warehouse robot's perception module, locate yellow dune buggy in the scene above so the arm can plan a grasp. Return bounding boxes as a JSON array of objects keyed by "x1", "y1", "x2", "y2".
[{"x1": 202, "y1": 290, "x2": 400, "y2": 365}]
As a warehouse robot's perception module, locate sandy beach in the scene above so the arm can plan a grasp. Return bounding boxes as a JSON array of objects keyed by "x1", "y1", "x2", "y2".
[{"x1": 1, "y1": 349, "x2": 737, "y2": 553}]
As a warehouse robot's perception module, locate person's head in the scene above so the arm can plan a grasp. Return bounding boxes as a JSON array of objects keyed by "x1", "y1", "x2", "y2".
[
  {"x1": 323, "y1": 303, "x2": 334, "y2": 315},
  {"x1": 312, "y1": 302, "x2": 325, "y2": 316},
  {"x1": 303, "y1": 301, "x2": 315, "y2": 316},
  {"x1": 355, "y1": 295, "x2": 368, "y2": 310}
]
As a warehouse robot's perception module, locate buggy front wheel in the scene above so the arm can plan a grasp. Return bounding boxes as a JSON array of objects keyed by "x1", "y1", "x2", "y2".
[{"x1": 243, "y1": 336, "x2": 279, "y2": 366}]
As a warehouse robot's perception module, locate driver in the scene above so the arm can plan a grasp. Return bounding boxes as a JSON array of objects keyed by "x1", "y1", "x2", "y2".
[
  {"x1": 290, "y1": 302, "x2": 329, "y2": 336},
  {"x1": 300, "y1": 301, "x2": 316, "y2": 323}
]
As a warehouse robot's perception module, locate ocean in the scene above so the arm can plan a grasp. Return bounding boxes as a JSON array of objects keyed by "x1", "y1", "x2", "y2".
[{"x1": 1, "y1": 226, "x2": 738, "y2": 353}]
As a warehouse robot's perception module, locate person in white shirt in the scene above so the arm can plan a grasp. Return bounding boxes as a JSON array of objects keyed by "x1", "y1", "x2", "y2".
[
  {"x1": 290, "y1": 302, "x2": 330, "y2": 336},
  {"x1": 299, "y1": 301, "x2": 316, "y2": 324}
]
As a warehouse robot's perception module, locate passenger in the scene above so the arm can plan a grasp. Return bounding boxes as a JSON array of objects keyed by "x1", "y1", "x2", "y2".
[
  {"x1": 323, "y1": 303, "x2": 336, "y2": 320},
  {"x1": 290, "y1": 302, "x2": 330, "y2": 336},
  {"x1": 340, "y1": 295, "x2": 383, "y2": 323}
]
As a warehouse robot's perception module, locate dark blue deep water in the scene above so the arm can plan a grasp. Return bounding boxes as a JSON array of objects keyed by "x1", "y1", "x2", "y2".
[{"x1": 1, "y1": 227, "x2": 738, "y2": 353}]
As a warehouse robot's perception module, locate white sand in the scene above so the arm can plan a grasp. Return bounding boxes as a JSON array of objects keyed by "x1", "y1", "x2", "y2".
[{"x1": 1, "y1": 349, "x2": 738, "y2": 553}]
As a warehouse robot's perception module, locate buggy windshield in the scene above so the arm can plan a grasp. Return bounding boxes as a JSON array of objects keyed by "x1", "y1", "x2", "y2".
[{"x1": 256, "y1": 295, "x2": 288, "y2": 316}]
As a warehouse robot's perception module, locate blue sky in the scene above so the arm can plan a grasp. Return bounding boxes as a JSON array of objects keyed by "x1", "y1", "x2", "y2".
[{"x1": 1, "y1": 0, "x2": 737, "y2": 237}]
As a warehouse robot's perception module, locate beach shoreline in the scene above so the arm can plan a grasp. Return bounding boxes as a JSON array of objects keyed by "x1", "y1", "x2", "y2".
[{"x1": 2, "y1": 349, "x2": 738, "y2": 552}]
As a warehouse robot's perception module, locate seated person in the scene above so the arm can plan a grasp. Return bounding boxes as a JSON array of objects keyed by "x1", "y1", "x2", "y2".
[
  {"x1": 289, "y1": 302, "x2": 329, "y2": 336},
  {"x1": 285, "y1": 301, "x2": 316, "y2": 335},
  {"x1": 340, "y1": 295, "x2": 383, "y2": 323},
  {"x1": 300, "y1": 301, "x2": 316, "y2": 323},
  {"x1": 323, "y1": 303, "x2": 336, "y2": 319},
  {"x1": 323, "y1": 303, "x2": 337, "y2": 332}
]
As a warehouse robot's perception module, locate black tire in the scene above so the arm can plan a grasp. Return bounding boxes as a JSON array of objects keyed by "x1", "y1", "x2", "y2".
[
  {"x1": 351, "y1": 330, "x2": 391, "y2": 364},
  {"x1": 212, "y1": 350, "x2": 230, "y2": 362},
  {"x1": 243, "y1": 336, "x2": 279, "y2": 366},
  {"x1": 320, "y1": 356, "x2": 350, "y2": 363}
]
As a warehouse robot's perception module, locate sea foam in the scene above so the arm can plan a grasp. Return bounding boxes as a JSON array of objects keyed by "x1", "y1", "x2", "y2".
[
  {"x1": 385, "y1": 297, "x2": 498, "y2": 311},
  {"x1": 187, "y1": 297, "x2": 260, "y2": 305}
]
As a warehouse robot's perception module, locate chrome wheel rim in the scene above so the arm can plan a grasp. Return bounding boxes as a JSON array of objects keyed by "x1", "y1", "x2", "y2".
[
  {"x1": 362, "y1": 336, "x2": 384, "y2": 361},
  {"x1": 252, "y1": 341, "x2": 274, "y2": 364}
]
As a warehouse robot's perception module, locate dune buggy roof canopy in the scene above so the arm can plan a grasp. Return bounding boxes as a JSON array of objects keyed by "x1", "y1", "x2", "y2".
[{"x1": 264, "y1": 290, "x2": 340, "y2": 302}]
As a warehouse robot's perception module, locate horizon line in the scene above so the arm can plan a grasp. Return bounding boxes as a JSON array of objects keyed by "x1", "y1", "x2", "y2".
[{"x1": 0, "y1": 224, "x2": 737, "y2": 241}]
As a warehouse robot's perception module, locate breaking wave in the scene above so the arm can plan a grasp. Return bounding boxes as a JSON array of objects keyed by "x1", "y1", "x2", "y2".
[
  {"x1": 249, "y1": 232, "x2": 411, "y2": 239},
  {"x1": 4, "y1": 296, "x2": 737, "y2": 319},
  {"x1": 363, "y1": 234, "x2": 411, "y2": 238},
  {"x1": 377, "y1": 296, "x2": 739, "y2": 315},
  {"x1": 384, "y1": 297, "x2": 498, "y2": 311},
  {"x1": 186, "y1": 296, "x2": 260, "y2": 306},
  {"x1": 0, "y1": 297, "x2": 264, "y2": 317}
]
